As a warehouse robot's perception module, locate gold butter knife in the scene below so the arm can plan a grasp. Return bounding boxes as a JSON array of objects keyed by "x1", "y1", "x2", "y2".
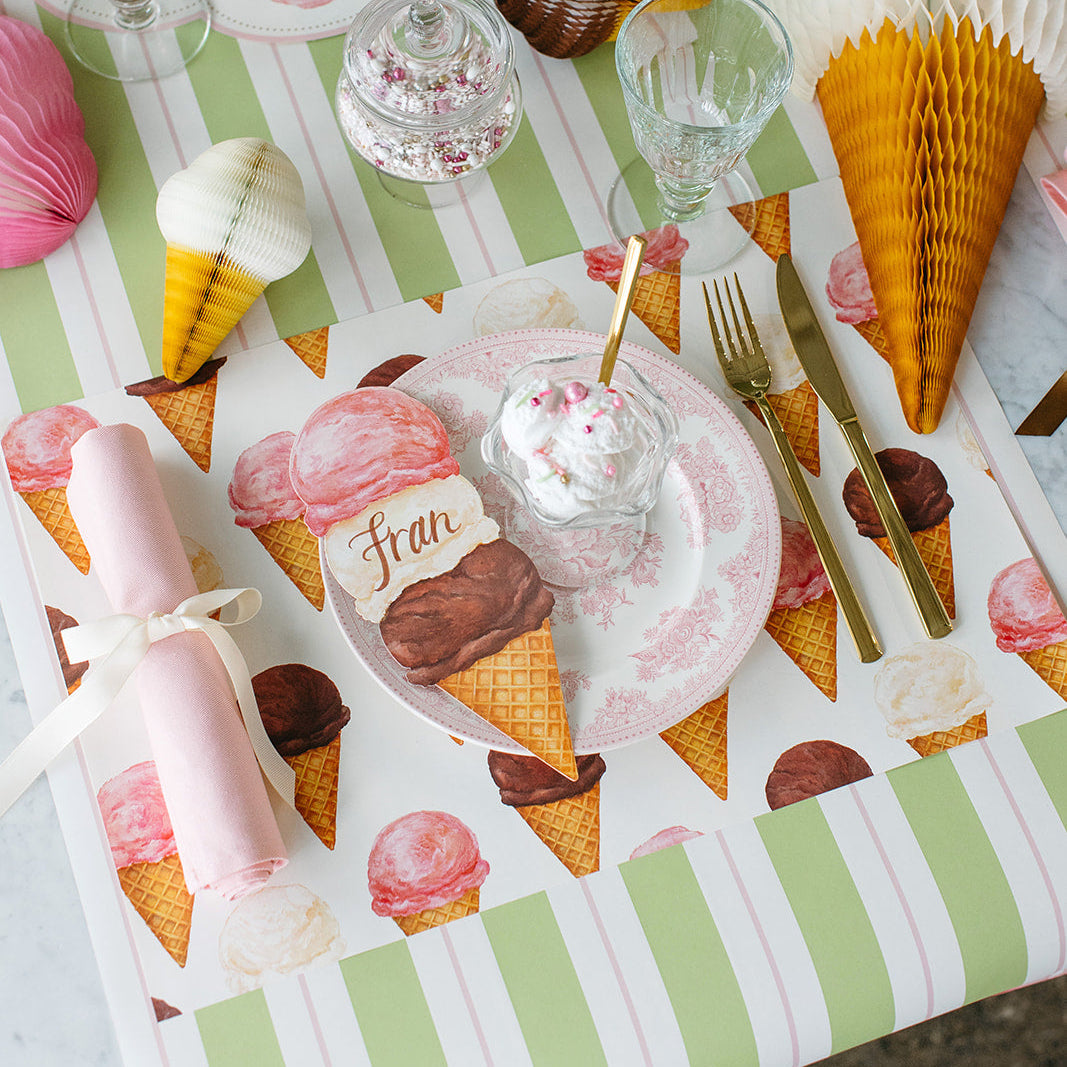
[{"x1": 776, "y1": 253, "x2": 952, "y2": 639}]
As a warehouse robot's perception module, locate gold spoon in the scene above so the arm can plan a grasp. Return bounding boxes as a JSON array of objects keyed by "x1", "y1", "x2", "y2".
[{"x1": 598, "y1": 234, "x2": 647, "y2": 385}]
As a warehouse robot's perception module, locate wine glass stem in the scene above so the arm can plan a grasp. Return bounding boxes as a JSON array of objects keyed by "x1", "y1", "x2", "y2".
[
  {"x1": 112, "y1": 0, "x2": 159, "y2": 31},
  {"x1": 655, "y1": 175, "x2": 715, "y2": 223}
]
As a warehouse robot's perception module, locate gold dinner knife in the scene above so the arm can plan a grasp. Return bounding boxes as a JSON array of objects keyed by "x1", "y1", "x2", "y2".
[{"x1": 776, "y1": 253, "x2": 952, "y2": 639}]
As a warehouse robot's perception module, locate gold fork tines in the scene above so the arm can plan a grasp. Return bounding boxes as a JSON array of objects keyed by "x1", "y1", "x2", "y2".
[{"x1": 703, "y1": 276, "x2": 882, "y2": 664}]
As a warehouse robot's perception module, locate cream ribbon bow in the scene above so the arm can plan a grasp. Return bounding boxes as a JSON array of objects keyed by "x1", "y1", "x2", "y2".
[{"x1": 0, "y1": 588, "x2": 295, "y2": 819}]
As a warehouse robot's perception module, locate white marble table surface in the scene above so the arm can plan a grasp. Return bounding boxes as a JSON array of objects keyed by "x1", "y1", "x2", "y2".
[{"x1": 2, "y1": 169, "x2": 1066, "y2": 1067}]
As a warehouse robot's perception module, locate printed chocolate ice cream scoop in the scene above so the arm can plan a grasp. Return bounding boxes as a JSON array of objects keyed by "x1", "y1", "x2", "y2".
[
  {"x1": 253, "y1": 664, "x2": 351, "y2": 849},
  {"x1": 488, "y1": 750, "x2": 605, "y2": 877},
  {"x1": 842, "y1": 447, "x2": 955, "y2": 618},
  {"x1": 293, "y1": 385, "x2": 577, "y2": 780}
]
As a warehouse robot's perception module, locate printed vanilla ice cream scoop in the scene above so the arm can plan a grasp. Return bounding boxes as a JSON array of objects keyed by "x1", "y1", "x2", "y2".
[
  {"x1": 874, "y1": 642, "x2": 990, "y2": 756},
  {"x1": 157, "y1": 138, "x2": 312, "y2": 383},
  {"x1": 219, "y1": 883, "x2": 345, "y2": 993}
]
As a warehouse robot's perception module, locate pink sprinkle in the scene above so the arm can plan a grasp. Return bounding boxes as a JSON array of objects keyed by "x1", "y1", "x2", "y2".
[
  {"x1": 530, "y1": 397, "x2": 541, "y2": 406},
  {"x1": 564, "y1": 381, "x2": 588, "y2": 403},
  {"x1": 591, "y1": 408, "x2": 604, "y2": 418},
  {"x1": 606, "y1": 464, "x2": 616, "y2": 477},
  {"x1": 583, "y1": 425, "x2": 593, "y2": 433},
  {"x1": 537, "y1": 389, "x2": 553, "y2": 397},
  {"x1": 611, "y1": 395, "x2": 624, "y2": 409}
]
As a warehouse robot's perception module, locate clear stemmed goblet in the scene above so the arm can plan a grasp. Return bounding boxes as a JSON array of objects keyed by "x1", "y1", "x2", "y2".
[
  {"x1": 609, "y1": 0, "x2": 793, "y2": 274},
  {"x1": 65, "y1": 0, "x2": 211, "y2": 82}
]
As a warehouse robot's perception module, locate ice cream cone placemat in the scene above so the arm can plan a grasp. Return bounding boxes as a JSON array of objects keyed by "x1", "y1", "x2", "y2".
[{"x1": 3, "y1": 178, "x2": 1067, "y2": 1065}]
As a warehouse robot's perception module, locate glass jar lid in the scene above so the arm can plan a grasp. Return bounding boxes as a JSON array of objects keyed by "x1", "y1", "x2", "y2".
[{"x1": 341, "y1": 0, "x2": 515, "y2": 128}]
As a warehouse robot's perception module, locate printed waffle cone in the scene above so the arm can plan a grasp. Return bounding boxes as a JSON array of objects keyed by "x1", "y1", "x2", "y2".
[
  {"x1": 117, "y1": 852, "x2": 193, "y2": 967},
  {"x1": 251, "y1": 517, "x2": 325, "y2": 611},
  {"x1": 763, "y1": 588, "x2": 838, "y2": 701},
  {"x1": 744, "y1": 379, "x2": 820, "y2": 476},
  {"x1": 853, "y1": 318, "x2": 892, "y2": 363},
  {"x1": 515, "y1": 782, "x2": 600, "y2": 878},
  {"x1": 283, "y1": 326, "x2": 329, "y2": 379},
  {"x1": 423, "y1": 292, "x2": 444, "y2": 313},
  {"x1": 907, "y1": 711, "x2": 987, "y2": 757},
  {"x1": 393, "y1": 885, "x2": 480, "y2": 936},
  {"x1": 727, "y1": 191, "x2": 791, "y2": 261},
  {"x1": 286, "y1": 734, "x2": 341, "y2": 849},
  {"x1": 162, "y1": 245, "x2": 267, "y2": 384},
  {"x1": 140, "y1": 373, "x2": 219, "y2": 472},
  {"x1": 872, "y1": 516, "x2": 954, "y2": 618},
  {"x1": 608, "y1": 261, "x2": 681, "y2": 353},
  {"x1": 438, "y1": 620, "x2": 577, "y2": 781},
  {"x1": 818, "y1": 18, "x2": 1045, "y2": 433},
  {"x1": 20, "y1": 487, "x2": 90, "y2": 574},
  {"x1": 659, "y1": 690, "x2": 729, "y2": 800},
  {"x1": 1018, "y1": 640, "x2": 1067, "y2": 701}
]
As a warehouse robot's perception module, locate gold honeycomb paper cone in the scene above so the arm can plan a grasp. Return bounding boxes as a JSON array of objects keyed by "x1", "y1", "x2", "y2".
[
  {"x1": 283, "y1": 326, "x2": 329, "y2": 379},
  {"x1": 660, "y1": 690, "x2": 729, "y2": 800},
  {"x1": 1018, "y1": 641, "x2": 1067, "y2": 700},
  {"x1": 727, "y1": 190, "x2": 791, "y2": 261},
  {"x1": 393, "y1": 885, "x2": 480, "y2": 936},
  {"x1": 607, "y1": 261, "x2": 681, "y2": 353},
  {"x1": 818, "y1": 18, "x2": 1045, "y2": 433},
  {"x1": 764, "y1": 589, "x2": 838, "y2": 701},
  {"x1": 287, "y1": 734, "x2": 340, "y2": 849},
  {"x1": 438, "y1": 620, "x2": 577, "y2": 781},
  {"x1": 252, "y1": 517, "x2": 325, "y2": 610},
  {"x1": 516, "y1": 783, "x2": 600, "y2": 878},
  {"x1": 162, "y1": 245, "x2": 267, "y2": 384},
  {"x1": 907, "y1": 711, "x2": 987, "y2": 757},
  {"x1": 20, "y1": 486, "x2": 90, "y2": 573},
  {"x1": 873, "y1": 516, "x2": 955, "y2": 619},
  {"x1": 117, "y1": 852, "x2": 193, "y2": 967}
]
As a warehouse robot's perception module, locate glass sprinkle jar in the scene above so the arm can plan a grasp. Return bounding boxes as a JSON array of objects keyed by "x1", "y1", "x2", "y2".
[{"x1": 335, "y1": 0, "x2": 522, "y2": 185}]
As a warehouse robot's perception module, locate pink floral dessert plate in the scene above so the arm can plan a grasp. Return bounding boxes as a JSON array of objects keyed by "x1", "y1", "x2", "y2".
[{"x1": 324, "y1": 328, "x2": 782, "y2": 754}]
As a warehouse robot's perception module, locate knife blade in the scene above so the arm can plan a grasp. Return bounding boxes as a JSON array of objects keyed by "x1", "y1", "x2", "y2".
[{"x1": 775, "y1": 253, "x2": 952, "y2": 640}]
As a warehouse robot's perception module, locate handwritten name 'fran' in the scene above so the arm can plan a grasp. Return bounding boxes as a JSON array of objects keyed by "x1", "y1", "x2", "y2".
[{"x1": 351, "y1": 509, "x2": 460, "y2": 591}]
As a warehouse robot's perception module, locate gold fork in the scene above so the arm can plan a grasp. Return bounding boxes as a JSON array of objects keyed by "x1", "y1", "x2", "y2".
[{"x1": 704, "y1": 276, "x2": 882, "y2": 664}]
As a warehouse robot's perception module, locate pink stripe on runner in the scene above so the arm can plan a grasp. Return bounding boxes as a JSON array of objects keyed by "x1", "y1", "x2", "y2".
[
  {"x1": 456, "y1": 180, "x2": 496, "y2": 276},
  {"x1": 980, "y1": 737, "x2": 1067, "y2": 974},
  {"x1": 715, "y1": 829, "x2": 801, "y2": 1067},
  {"x1": 297, "y1": 972, "x2": 334, "y2": 1066},
  {"x1": 271, "y1": 42, "x2": 373, "y2": 314},
  {"x1": 440, "y1": 925, "x2": 495, "y2": 1067},
  {"x1": 1037, "y1": 124, "x2": 1062, "y2": 169},
  {"x1": 148, "y1": 72, "x2": 189, "y2": 170},
  {"x1": 69, "y1": 233, "x2": 122, "y2": 389},
  {"x1": 849, "y1": 784, "x2": 935, "y2": 1020},
  {"x1": 579, "y1": 878, "x2": 654, "y2": 1066},
  {"x1": 531, "y1": 51, "x2": 611, "y2": 236}
]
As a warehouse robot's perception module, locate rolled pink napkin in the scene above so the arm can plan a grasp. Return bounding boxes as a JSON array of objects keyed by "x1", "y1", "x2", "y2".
[{"x1": 65, "y1": 423, "x2": 287, "y2": 899}]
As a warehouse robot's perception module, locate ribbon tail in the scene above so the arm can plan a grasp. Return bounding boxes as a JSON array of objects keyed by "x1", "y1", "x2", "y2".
[
  {"x1": 199, "y1": 621, "x2": 296, "y2": 808},
  {"x1": 0, "y1": 626, "x2": 149, "y2": 818}
]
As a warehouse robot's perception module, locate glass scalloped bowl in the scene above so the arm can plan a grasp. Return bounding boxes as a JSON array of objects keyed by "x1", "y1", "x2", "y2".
[{"x1": 481, "y1": 351, "x2": 679, "y2": 587}]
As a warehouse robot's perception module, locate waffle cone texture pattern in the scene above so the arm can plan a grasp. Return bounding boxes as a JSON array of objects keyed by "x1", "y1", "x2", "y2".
[
  {"x1": 516, "y1": 783, "x2": 600, "y2": 877},
  {"x1": 393, "y1": 885, "x2": 480, "y2": 936},
  {"x1": 660, "y1": 690, "x2": 729, "y2": 800},
  {"x1": 287, "y1": 735, "x2": 341, "y2": 849},
  {"x1": 21, "y1": 486, "x2": 90, "y2": 573},
  {"x1": 117, "y1": 852, "x2": 194, "y2": 967},
  {"x1": 908, "y1": 710, "x2": 987, "y2": 757},
  {"x1": 252, "y1": 517, "x2": 326, "y2": 610},
  {"x1": 764, "y1": 589, "x2": 838, "y2": 701},
  {"x1": 438, "y1": 620, "x2": 577, "y2": 780},
  {"x1": 818, "y1": 17, "x2": 1044, "y2": 433}
]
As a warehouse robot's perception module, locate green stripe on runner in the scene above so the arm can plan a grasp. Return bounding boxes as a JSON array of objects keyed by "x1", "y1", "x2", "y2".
[
  {"x1": 487, "y1": 116, "x2": 581, "y2": 265},
  {"x1": 745, "y1": 106, "x2": 818, "y2": 196},
  {"x1": 40, "y1": 10, "x2": 164, "y2": 378},
  {"x1": 482, "y1": 892, "x2": 607, "y2": 1066},
  {"x1": 888, "y1": 754, "x2": 1028, "y2": 1004},
  {"x1": 573, "y1": 44, "x2": 659, "y2": 230},
  {"x1": 186, "y1": 32, "x2": 336, "y2": 340},
  {"x1": 620, "y1": 845, "x2": 758, "y2": 1064},
  {"x1": 306, "y1": 38, "x2": 461, "y2": 302},
  {"x1": 0, "y1": 260, "x2": 82, "y2": 412},
  {"x1": 756, "y1": 800, "x2": 894, "y2": 1054},
  {"x1": 195, "y1": 989, "x2": 286, "y2": 1067},
  {"x1": 1017, "y1": 708, "x2": 1067, "y2": 827},
  {"x1": 339, "y1": 939, "x2": 447, "y2": 1067}
]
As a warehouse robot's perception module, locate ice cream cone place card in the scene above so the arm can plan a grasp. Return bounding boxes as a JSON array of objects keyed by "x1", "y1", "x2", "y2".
[{"x1": 318, "y1": 329, "x2": 782, "y2": 756}]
